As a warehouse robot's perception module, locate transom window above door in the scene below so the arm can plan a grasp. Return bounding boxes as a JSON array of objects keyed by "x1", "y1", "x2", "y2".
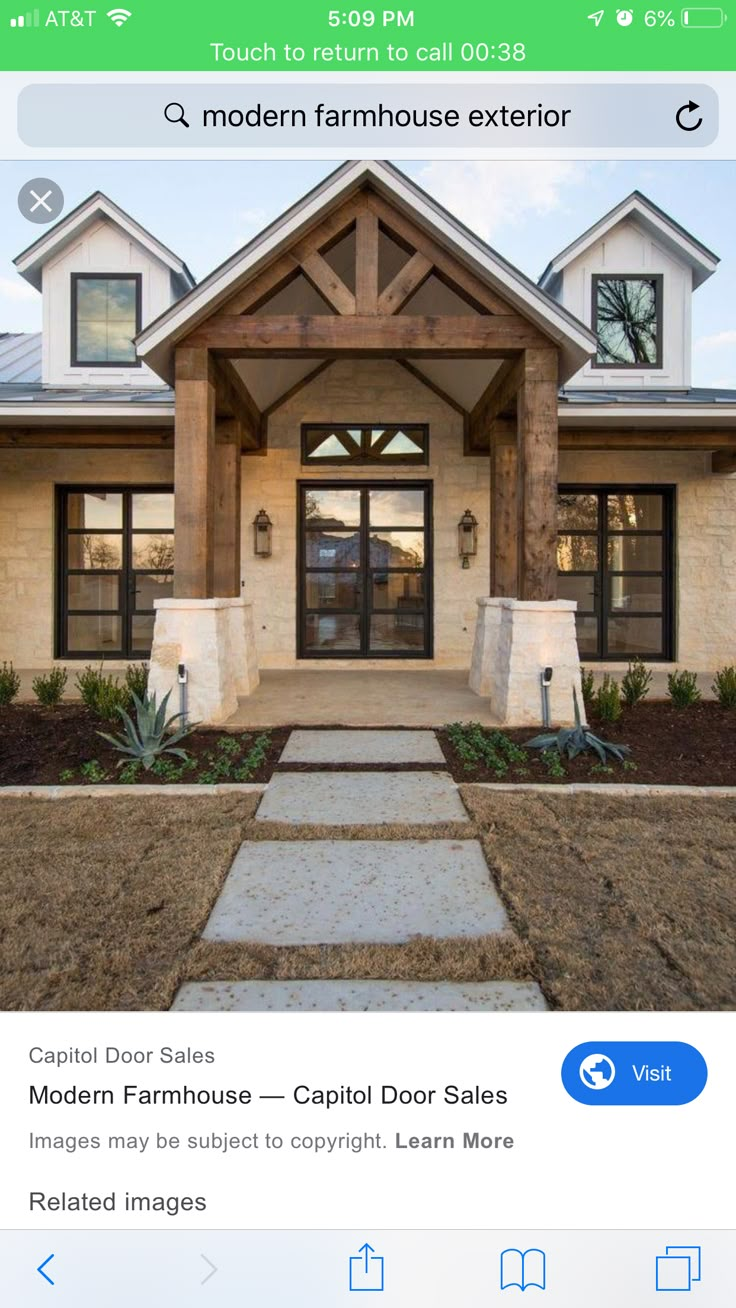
[
  {"x1": 302, "y1": 424, "x2": 428, "y2": 466},
  {"x1": 71, "y1": 274, "x2": 142, "y2": 367}
]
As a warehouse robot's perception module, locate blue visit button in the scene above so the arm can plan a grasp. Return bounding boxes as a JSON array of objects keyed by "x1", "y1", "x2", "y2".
[{"x1": 561, "y1": 1041, "x2": 708, "y2": 1105}]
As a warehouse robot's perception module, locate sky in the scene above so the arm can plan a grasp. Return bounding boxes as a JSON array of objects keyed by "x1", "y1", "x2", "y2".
[{"x1": 1, "y1": 159, "x2": 734, "y2": 386}]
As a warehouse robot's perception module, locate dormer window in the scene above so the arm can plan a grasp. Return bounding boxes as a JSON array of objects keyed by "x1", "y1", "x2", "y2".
[
  {"x1": 592, "y1": 274, "x2": 662, "y2": 369},
  {"x1": 71, "y1": 273, "x2": 141, "y2": 367}
]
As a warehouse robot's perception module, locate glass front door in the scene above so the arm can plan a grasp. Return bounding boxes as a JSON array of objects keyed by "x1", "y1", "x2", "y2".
[
  {"x1": 298, "y1": 482, "x2": 432, "y2": 658},
  {"x1": 58, "y1": 486, "x2": 174, "y2": 658},
  {"x1": 557, "y1": 485, "x2": 674, "y2": 660}
]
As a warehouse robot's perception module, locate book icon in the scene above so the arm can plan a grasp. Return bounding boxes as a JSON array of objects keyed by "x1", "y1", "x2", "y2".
[{"x1": 500, "y1": 1248, "x2": 547, "y2": 1292}]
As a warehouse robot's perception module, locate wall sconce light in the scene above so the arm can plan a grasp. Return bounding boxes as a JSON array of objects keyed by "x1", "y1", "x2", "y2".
[
  {"x1": 253, "y1": 508, "x2": 273, "y2": 558},
  {"x1": 458, "y1": 508, "x2": 478, "y2": 569}
]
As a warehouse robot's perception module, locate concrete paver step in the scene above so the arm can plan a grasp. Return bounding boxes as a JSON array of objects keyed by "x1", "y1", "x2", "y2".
[
  {"x1": 256, "y1": 771, "x2": 468, "y2": 825},
  {"x1": 171, "y1": 980, "x2": 548, "y2": 1012},
  {"x1": 202, "y1": 839, "x2": 508, "y2": 945},
  {"x1": 279, "y1": 729, "x2": 445, "y2": 765}
]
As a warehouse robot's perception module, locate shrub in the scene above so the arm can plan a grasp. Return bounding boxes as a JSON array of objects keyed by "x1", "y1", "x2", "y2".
[
  {"x1": 125, "y1": 663, "x2": 148, "y2": 702},
  {"x1": 526, "y1": 687, "x2": 630, "y2": 765},
  {"x1": 580, "y1": 667, "x2": 595, "y2": 706},
  {"x1": 32, "y1": 666, "x2": 68, "y2": 708},
  {"x1": 0, "y1": 660, "x2": 21, "y2": 706},
  {"x1": 594, "y1": 675, "x2": 622, "y2": 724},
  {"x1": 98, "y1": 689, "x2": 195, "y2": 771},
  {"x1": 713, "y1": 665, "x2": 736, "y2": 709},
  {"x1": 667, "y1": 669, "x2": 701, "y2": 709},
  {"x1": 621, "y1": 657, "x2": 652, "y2": 708},
  {"x1": 75, "y1": 664, "x2": 130, "y2": 722}
]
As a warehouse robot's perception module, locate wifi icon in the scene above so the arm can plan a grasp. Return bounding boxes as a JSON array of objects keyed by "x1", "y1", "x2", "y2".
[{"x1": 107, "y1": 7, "x2": 132, "y2": 24}]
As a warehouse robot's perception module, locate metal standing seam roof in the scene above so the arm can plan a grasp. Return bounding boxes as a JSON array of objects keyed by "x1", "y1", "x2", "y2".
[
  {"x1": 559, "y1": 388, "x2": 736, "y2": 406},
  {"x1": 0, "y1": 332, "x2": 42, "y2": 383}
]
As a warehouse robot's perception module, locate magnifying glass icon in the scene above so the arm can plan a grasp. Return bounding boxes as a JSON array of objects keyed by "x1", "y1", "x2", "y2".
[{"x1": 164, "y1": 102, "x2": 190, "y2": 128}]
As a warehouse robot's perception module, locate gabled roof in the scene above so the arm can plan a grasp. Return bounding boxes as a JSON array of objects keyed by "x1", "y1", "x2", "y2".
[
  {"x1": 539, "y1": 191, "x2": 719, "y2": 291},
  {"x1": 137, "y1": 160, "x2": 597, "y2": 385},
  {"x1": 13, "y1": 192, "x2": 196, "y2": 293},
  {"x1": 0, "y1": 332, "x2": 41, "y2": 383}
]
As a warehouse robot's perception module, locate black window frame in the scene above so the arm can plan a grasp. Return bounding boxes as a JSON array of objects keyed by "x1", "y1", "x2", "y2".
[
  {"x1": 70, "y1": 272, "x2": 143, "y2": 369},
  {"x1": 557, "y1": 483, "x2": 676, "y2": 662},
  {"x1": 302, "y1": 423, "x2": 429, "y2": 467},
  {"x1": 297, "y1": 479, "x2": 433, "y2": 660},
  {"x1": 56, "y1": 483, "x2": 174, "y2": 660},
  {"x1": 591, "y1": 273, "x2": 664, "y2": 370}
]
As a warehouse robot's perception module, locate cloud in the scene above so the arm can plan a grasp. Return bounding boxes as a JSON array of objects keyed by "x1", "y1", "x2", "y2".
[
  {"x1": 415, "y1": 160, "x2": 586, "y2": 242},
  {"x1": 694, "y1": 329, "x2": 736, "y2": 351},
  {"x1": 235, "y1": 207, "x2": 269, "y2": 239},
  {"x1": 0, "y1": 276, "x2": 38, "y2": 302}
]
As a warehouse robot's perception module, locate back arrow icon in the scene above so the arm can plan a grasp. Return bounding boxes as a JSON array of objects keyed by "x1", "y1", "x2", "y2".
[
  {"x1": 37, "y1": 1254, "x2": 55, "y2": 1285},
  {"x1": 201, "y1": 1254, "x2": 217, "y2": 1285},
  {"x1": 676, "y1": 101, "x2": 703, "y2": 131}
]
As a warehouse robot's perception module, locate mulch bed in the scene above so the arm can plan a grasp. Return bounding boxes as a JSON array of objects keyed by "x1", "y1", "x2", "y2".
[
  {"x1": 438, "y1": 701, "x2": 736, "y2": 787},
  {"x1": 0, "y1": 704, "x2": 287, "y2": 786}
]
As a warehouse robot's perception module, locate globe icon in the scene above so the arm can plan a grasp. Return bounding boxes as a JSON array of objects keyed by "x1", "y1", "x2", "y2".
[{"x1": 579, "y1": 1053, "x2": 616, "y2": 1089}]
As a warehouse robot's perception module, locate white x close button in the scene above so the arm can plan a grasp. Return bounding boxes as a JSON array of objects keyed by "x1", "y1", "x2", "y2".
[{"x1": 17, "y1": 176, "x2": 64, "y2": 223}]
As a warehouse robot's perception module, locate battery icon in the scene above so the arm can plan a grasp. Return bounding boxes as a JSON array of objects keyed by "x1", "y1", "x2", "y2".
[{"x1": 681, "y1": 7, "x2": 726, "y2": 23}]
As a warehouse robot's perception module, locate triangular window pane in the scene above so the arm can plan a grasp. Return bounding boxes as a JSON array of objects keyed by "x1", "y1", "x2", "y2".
[
  {"x1": 312, "y1": 434, "x2": 349, "y2": 457},
  {"x1": 381, "y1": 431, "x2": 423, "y2": 454}
]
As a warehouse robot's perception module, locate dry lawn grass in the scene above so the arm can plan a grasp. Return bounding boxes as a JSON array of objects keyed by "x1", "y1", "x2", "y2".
[
  {"x1": 0, "y1": 795, "x2": 258, "y2": 1010},
  {"x1": 461, "y1": 787, "x2": 736, "y2": 1010},
  {"x1": 188, "y1": 933, "x2": 533, "y2": 984}
]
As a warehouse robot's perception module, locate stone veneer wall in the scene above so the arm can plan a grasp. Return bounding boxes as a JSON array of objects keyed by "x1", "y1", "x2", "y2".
[
  {"x1": 0, "y1": 399, "x2": 733, "y2": 674},
  {"x1": 241, "y1": 359, "x2": 490, "y2": 669},
  {"x1": 0, "y1": 448, "x2": 173, "y2": 666},
  {"x1": 558, "y1": 448, "x2": 736, "y2": 669}
]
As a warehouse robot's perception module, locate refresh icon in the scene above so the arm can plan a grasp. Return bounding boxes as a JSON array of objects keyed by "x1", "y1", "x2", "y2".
[{"x1": 676, "y1": 100, "x2": 703, "y2": 131}]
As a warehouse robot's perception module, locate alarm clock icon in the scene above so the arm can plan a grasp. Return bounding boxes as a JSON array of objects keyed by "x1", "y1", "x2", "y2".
[{"x1": 616, "y1": 8, "x2": 634, "y2": 22}]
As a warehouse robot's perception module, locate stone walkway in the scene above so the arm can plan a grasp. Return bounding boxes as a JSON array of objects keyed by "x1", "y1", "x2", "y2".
[{"x1": 172, "y1": 729, "x2": 547, "y2": 1013}]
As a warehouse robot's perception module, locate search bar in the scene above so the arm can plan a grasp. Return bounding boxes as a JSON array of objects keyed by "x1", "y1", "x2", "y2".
[{"x1": 17, "y1": 83, "x2": 719, "y2": 147}]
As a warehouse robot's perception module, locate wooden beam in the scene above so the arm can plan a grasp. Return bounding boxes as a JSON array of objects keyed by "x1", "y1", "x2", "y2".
[
  {"x1": 300, "y1": 250, "x2": 356, "y2": 315},
  {"x1": 0, "y1": 428, "x2": 173, "y2": 448},
  {"x1": 517, "y1": 348, "x2": 559, "y2": 603},
  {"x1": 183, "y1": 314, "x2": 551, "y2": 357},
  {"x1": 469, "y1": 357, "x2": 523, "y2": 446},
  {"x1": 355, "y1": 209, "x2": 379, "y2": 315},
  {"x1": 363, "y1": 190, "x2": 520, "y2": 316},
  {"x1": 713, "y1": 449, "x2": 736, "y2": 474},
  {"x1": 490, "y1": 431, "x2": 518, "y2": 597},
  {"x1": 559, "y1": 429, "x2": 736, "y2": 452},
  {"x1": 220, "y1": 199, "x2": 361, "y2": 315},
  {"x1": 212, "y1": 357, "x2": 262, "y2": 449},
  {"x1": 174, "y1": 346, "x2": 216, "y2": 599},
  {"x1": 377, "y1": 252, "x2": 432, "y2": 315},
  {"x1": 214, "y1": 418, "x2": 242, "y2": 597}
]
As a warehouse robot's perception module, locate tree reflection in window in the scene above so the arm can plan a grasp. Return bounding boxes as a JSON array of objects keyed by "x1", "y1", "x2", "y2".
[{"x1": 595, "y1": 276, "x2": 660, "y2": 366}]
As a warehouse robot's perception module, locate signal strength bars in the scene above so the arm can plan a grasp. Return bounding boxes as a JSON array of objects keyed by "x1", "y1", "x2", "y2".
[{"x1": 9, "y1": 9, "x2": 40, "y2": 24}]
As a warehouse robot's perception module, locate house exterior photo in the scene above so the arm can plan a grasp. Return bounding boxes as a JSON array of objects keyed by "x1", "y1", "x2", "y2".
[{"x1": 1, "y1": 160, "x2": 734, "y2": 725}]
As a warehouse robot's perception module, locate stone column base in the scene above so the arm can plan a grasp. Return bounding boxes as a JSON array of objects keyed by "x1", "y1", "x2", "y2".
[
  {"x1": 148, "y1": 598, "x2": 259, "y2": 725},
  {"x1": 469, "y1": 597, "x2": 583, "y2": 727}
]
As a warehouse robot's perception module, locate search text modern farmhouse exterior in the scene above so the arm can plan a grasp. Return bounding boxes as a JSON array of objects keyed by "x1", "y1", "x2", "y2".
[{"x1": 1, "y1": 161, "x2": 734, "y2": 723}]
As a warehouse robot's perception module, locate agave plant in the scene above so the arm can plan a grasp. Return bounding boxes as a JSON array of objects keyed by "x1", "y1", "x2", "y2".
[
  {"x1": 525, "y1": 687, "x2": 630, "y2": 764},
  {"x1": 98, "y1": 689, "x2": 196, "y2": 770}
]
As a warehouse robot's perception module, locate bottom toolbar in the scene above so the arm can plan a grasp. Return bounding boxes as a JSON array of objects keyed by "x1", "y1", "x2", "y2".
[{"x1": 3, "y1": 1228, "x2": 733, "y2": 1306}]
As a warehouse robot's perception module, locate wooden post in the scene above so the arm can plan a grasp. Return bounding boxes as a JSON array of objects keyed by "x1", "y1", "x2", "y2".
[
  {"x1": 516, "y1": 348, "x2": 559, "y2": 602},
  {"x1": 174, "y1": 346, "x2": 216, "y2": 598},
  {"x1": 490, "y1": 428, "x2": 518, "y2": 597},
  {"x1": 214, "y1": 419, "x2": 242, "y2": 598},
  {"x1": 354, "y1": 210, "x2": 379, "y2": 315}
]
